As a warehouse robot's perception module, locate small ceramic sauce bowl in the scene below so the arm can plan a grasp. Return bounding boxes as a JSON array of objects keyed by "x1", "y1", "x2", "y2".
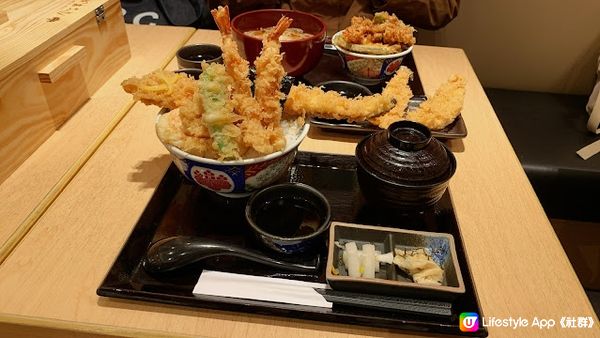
[
  {"x1": 176, "y1": 44, "x2": 223, "y2": 69},
  {"x1": 245, "y1": 183, "x2": 331, "y2": 255}
]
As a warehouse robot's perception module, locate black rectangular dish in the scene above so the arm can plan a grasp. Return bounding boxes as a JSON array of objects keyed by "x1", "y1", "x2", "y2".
[
  {"x1": 98, "y1": 152, "x2": 487, "y2": 337},
  {"x1": 302, "y1": 51, "x2": 467, "y2": 139},
  {"x1": 326, "y1": 222, "x2": 466, "y2": 300}
]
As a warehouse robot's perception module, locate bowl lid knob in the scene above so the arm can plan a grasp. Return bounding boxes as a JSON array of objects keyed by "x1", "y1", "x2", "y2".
[{"x1": 387, "y1": 121, "x2": 431, "y2": 151}]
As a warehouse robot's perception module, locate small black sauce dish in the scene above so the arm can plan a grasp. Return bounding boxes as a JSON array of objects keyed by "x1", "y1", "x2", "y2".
[
  {"x1": 176, "y1": 44, "x2": 223, "y2": 69},
  {"x1": 245, "y1": 183, "x2": 331, "y2": 255},
  {"x1": 316, "y1": 80, "x2": 372, "y2": 98}
]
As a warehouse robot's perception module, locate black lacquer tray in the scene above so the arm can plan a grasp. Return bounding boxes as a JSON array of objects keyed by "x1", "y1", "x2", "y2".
[
  {"x1": 302, "y1": 51, "x2": 468, "y2": 139},
  {"x1": 98, "y1": 152, "x2": 487, "y2": 337}
]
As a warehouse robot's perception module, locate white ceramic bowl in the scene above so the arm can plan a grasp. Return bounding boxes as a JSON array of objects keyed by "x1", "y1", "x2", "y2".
[
  {"x1": 332, "y1": 31, "x2": 413, "y2": 86},
  {"x1": 157, "y1": 115, "x2": 310, "y2": 198}
]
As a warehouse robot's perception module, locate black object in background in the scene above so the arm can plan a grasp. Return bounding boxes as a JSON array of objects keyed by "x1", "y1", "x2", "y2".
[{"x1": 121, "y1": 0, "x2": 215, "y2": 29}]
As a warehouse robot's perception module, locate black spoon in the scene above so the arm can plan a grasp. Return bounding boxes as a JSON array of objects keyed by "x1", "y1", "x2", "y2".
[{"x1": 142, "y1": 236, "x2": 320, "y2": 274}]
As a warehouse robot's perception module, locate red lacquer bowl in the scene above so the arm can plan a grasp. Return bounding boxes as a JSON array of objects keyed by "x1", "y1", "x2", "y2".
[{"x1": 231, "y1": 9, "x2": 326, "y2": 77}]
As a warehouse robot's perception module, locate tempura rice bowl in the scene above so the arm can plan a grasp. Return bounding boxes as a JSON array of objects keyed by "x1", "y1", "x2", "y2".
[
  {"x1": 332, "y1": 31, "x2": 413, "y2": 86},
  {"x1": 157, "y1": 115, "x2": 310, "y2": 197}
]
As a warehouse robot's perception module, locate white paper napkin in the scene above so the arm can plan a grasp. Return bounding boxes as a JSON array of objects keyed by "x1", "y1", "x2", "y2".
[{"x1": 193, "y1": 270, "x2": 332, "y2": 308}]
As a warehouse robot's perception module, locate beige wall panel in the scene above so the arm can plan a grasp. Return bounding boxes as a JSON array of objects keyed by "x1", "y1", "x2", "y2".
[{"x1": 419, "y1": 0, "x2": 600, "y2": 95}]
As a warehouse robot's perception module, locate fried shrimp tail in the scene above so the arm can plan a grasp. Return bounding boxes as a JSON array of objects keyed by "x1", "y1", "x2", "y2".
[
  {"x1": 121, "y1": 70, "x2": 197, "y2": 110},
  {"x1": 254, "y1": 16, "x2": 293, "y2": 125},
  {"x1": 211, "y1": 6, "x2": 259, "y2": 118}
]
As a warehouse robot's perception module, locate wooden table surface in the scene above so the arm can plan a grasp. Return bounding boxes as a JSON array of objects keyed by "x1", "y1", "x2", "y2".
[{"x1": 0, "y1": 25, "x2": 598, "y2": 338}]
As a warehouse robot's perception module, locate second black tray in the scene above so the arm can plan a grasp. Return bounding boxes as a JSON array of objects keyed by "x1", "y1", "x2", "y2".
[{"x1": 98, "y1": 152, "x2": 487, "y2": 337}]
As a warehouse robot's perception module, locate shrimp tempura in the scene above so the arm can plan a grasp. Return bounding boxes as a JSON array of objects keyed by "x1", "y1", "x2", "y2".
[
  {"x1": 253, "y1": 16, "x2": 293, "y2": 125},
  {"x1": 123, "y1": 7, "x2": 301, "y2": 160},
  {"x1": 211, "y1": 6, "x2": 260, "y2": 118},
  {"x1": 237, "y1": 16, "x2": 292, "y2": 157},
  {"x1": 405, "y1": 75, "x2": 466, "y2": 130},
  {"x1": 211, "y1": 5, "x2": 288, "y2": 156}
]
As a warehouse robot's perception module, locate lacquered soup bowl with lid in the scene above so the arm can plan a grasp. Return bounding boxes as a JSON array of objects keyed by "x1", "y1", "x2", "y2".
[{"x1": 356, "y1": 121, "x2": 456, "y2": 211}]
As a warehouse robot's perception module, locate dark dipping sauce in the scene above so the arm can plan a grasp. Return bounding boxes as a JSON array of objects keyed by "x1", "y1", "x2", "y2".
[
  {"x1": 253, "y1": 196, "x2": 323, "y2": 238},
  {"x1": 177, "y1": 44, "x2": 223, "y2": 67},
  {"x1": 186, "y1": 53, "x2": 220, "y2": 62}
]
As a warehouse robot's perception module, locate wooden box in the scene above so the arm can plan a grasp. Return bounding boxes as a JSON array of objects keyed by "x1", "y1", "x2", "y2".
[{"x1": 0, "y1": 0, "x2": 130, "y2": 184}]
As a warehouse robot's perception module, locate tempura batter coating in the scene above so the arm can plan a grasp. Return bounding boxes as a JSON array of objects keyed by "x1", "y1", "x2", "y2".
[
  {"x1": 121, "y1": 70, "x2": 197, "y2": 110},
  {"x1": 240, "y1": 119, "x2": 286, "y2": 156},
  {"x1": 337, "y1": 12, "x2": 416, "y2": 55},
  {"x1": 156, "y1": 110, "x2": 217, "y2": 159},
  {"x1": 254, "y1": 16, "x2": 292, "y2": 126},
  {"x1": 236, "y1": 16, "x2": 293, "y2": 156},
  {"x1": 282, "y1": 70, "x2": 465, "y2": 131},
  {"x1": 369, "y1": 66, "x2": 413, "y2": 128},
  {"x1": 212, "y1": 7, "x2": 289, "y2": 157},
  {"x1": 405, "y1": 75, "x2": 466, "y2": 130},
  {"x1": 283, "y1": 84, "x2": 395, "y2": 122},
  {"x1": 211, "y1": 6, "x2": 259, "y2": 118},
  {"x1": 178, "y1": 91, "x2": 210, "y2": 138},
  {"x1": 123, "y1": 6, "x2": 300, "y2": 161},
  {"x1": 198, "y1": 63, "x2": 243, "y2": 160}
]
